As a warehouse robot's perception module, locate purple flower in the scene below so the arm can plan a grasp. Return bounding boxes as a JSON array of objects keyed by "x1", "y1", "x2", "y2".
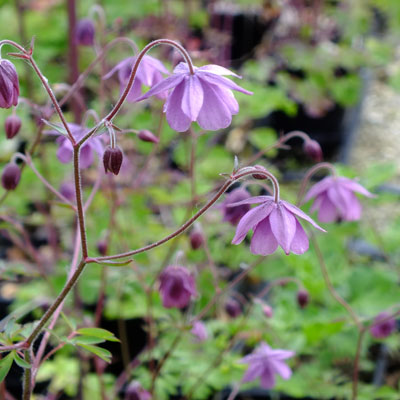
[
  {"x1": 190, "y1": 321, "x2": 208, "y2": 342},
  {"x1": 225, "y1": 298, "x2": 242, "y2": 318},
  {"x1": 0, "y1": 59, "x2": 19, "y2": 109},
  {"x1": 303, "y1": 176, "x2": 374, "y2": 223},
  {"x1": 59, "y1": 181, "x2": 75, "y2": 202},
  {"x1": 239, "y1": 342, "x2": 295, "y2": 389},
  {"x1": 104, "y1": 55, "x2": 169, "y2": 102},
  {"x1": 2, "y1": 162, "x2": 21, "y2": 190},
  {"x1": 137, "y1": 62, "x2": 252, "y2": 132},
  {"x1": 125, "y1": 381, "x2": 151, "y2": 400},
  {"x1": 76, "y1": 19, "x2": 95, "y2": 46},
  {"x1": 221, "y1": 188, "x2": 251, "y2": 226},
  {"x1": 159, "y1": 265, "x2": 197, "y2": 309},
  {"x1": 231, "y1": 196, "x2": 325, "y2": 255},
  {"x1": 370, "y1": 312, "x2": 397, "y2": 339},
  {"x1": 103, "y1": 146, "x2": 123, "y2": 175},
  {"x1": 46, "y1": 123, "x2": 103, "y2": 169}
]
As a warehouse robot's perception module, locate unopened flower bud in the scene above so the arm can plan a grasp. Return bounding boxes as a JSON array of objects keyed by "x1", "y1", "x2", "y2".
[
  {"x1": 0, "y1": 59, "x2": 19, "y2": 109},
  {"x1": 263, "y1": 304, "x2": 274, "y2": 318},
  {"x1": 103, "y1": 146, "x2": 123, "y2": 175},
  {"x1": 252, "y1": 165, "x2": 267, "y2": 180},
  {"x1": 225, "y1": 298, "x2": 242, "y2": 318},
  {"x1": 297, "y1": 289, "x2": 309, "y2": 309},
  {"x1": 76, "y1": 18, "x2": 95, "y2": 46},
  {"x1": 5, "y1": 115, "x2": 21, "y2": 139},
  {"x1": 190, "y1": 227, "x2": 204, "y2": 250},
  {"x1": 303, "y1": 140, "x2": 323, "y2": 162},
  {"x1": 2, "y1": 162, "x2": 21, "y2": 190},
  {"x1": 97, "y1": 239, "x2": 108, "y2": 256},
  {"x1": 138, "y1": 130, "x2": 159, "y2": 144}
]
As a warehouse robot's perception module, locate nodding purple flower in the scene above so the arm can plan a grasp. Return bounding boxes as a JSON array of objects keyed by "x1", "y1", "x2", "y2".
[
  {"x1": 159, "y1": 265, "x2": 197, "y2": 309},
  {"x1": 231, "y1": 196, "x2": 325, "y2": 256},
  {"x1": 303, "y1": 139, "x2": 323, "y2": 162},
  {"x1": 0, "y1": 59, "x2": 19, "y2": 109},
  {"x1": 137, "y1": 129, "x2": 159, "y2": 144},
  {"x1": 190, "y1": 321, "x2": 208, "y2": 342},
  {"x1": 103, "y1": 146, "x2": 123, "y2": 175},
  {"x1": 124, "y1": 381, "x2": 151, "y2": 400},
  {"x1": 46, "y1": 123, "x2": 103, "y2": 169},
  {"x1": 136, "y1": 62, "x2": 252, "y2": 132},
  {"x1": 370, "y1": 312, "x2": 397, "y2": 339},
  {"x1": 221, "y1": 188, "x2": 251, "y2": 226},
  {"x1": 225, "y1": 298, "x2": 242, "y2": 318},
  {"x1": 2, "y1": 162, "x2": 21, "y2": 190},
  {"x1": 5, "y1": 115, "x2": 22, "y2": 139},
  {"x1": 303, "y1": 176, "x2": 374, "y2": 223},
  {"x1": 104, "y1": 55, "x2": 169, "y2": 102},
  {"x1": 296, "y1": 289, "x2": 309, "y2": 309},
  {"x1": 239, "y1": 342, "x2": 295, "y2": 389},
  {"x1": 76, "y1": 18, "x2": 95, "y2": 46}
]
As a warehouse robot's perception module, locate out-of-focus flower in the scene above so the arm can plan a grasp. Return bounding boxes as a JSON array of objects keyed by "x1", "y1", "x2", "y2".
[
  {"x1": 221, "y1": 188, "x2": 251, "y2": 226},
  {"x1": 303, "y1": 176, "x2": 374, "y2": 223},
  {"x1": 303, "y1": 139, "x2": 323, "y2": 162},
  {"x1": 125, "y1": 381, "x2": 151, "y2": 400},
  {"x1": 296, "y1": 289, "x2": 309, "y2": 308},
  {"x1": 59, "y1": 181, "x2": 75, "y2": 202},
  {"x1": 159, "y1": 265, "x2": 197, "y2": 309},
  {"x1": 138, "y1": 129, "x2": 159, "y2": 144},
  {"x1": 370, "y1": 312, "x2": 397, "y2": 339},
  {"x1": 5, "y1": 115, "x2": 21, "y2": 139},
  {"x1": 239, "y1": 342, "x2": 295, "y2": 389},
  {"x1": 104, "y1": 55, "x2": 169, "y2": 102},
  {"x1": 103, "y1": 146, "x2": 123, "y2": 175},
  {"x1": 0, "y1": 59, "x2": 19, "y2": 109},
  {"x1": 225, "y1": 298, "x2": 242, "y2": 318},
  {"x1": 96, "y1": 239, "x2": 108, "y2": 256},
  {"x1": 189, "y1": 224, "x2": 204, "y2": 250},
  {"x1": 231, "y1": 196, "x2": 325, "y2": 255},
  {"x1": 2, "y1": 162, "x2": 21, "y2": 190},
  {"x1": 46, "y1": 123, "x2": 103, "y2": 169},
  {"x1": 76, "y1": 18, "x2": 95, "y2": 46},
  {"x1": 190, "y1": 321, "x2": 208, "y2": 342},
  {"x1": 262, "y1": 304, "x2": 274, "y2": 318},
  {"x1": 137, "y1": 62, "x2": 252, "y2": 132}
]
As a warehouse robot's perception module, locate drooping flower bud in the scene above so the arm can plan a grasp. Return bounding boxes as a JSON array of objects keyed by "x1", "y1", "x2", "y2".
[
  {"x1": 303, "y1": 139, "x2": 323, "y2": 162},
  {"x1": 76, "y1": 18, "x2": 95, "y2": 46},
  {"x1": 103, "y1": 146, "x2": 123, "y2": 175},
  {"x1": 159, "y1": 265, "x2": 197, "y2": 309},
  {"x1": 297, "y1": 289, "x2": 309, "y2": 308},
  {"x1": 225, "y1": 298, "x2": 242, "y2": 318},
  {"x1": 2, "y1": 162, "x2": 21, "y2": 190},
  {"x1": 190, "y1": 225, "x2": 204, "y2": 250},
  {"x1": 97, "y1": 239, "x2": 108, "y2": 256},
  {"x1": 252, "y1": 165, "x2": 268, "y2": 180},
  {"x1": 138, "y1": 130, "x2": 159, "y2": 144},
  {"x1": 5, "y1": 115, "x2": 21, "y2": 139},
  {"x1": 0, "y1": 59, "x2": 19, "y2": 109}
]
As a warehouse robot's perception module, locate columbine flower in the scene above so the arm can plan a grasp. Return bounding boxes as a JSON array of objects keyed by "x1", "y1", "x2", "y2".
[
  {"x1": 137, "y1": 62, "x2": 252, "y2": 132},
  {"x1": 159, "y1": 265, "x2": 197, "y2": 309},
  {"x1": 76, "y1": 18, "x2": 95, "y2": 46},
  {"x1": 303, "y1": 176, "x2": 374, "y2": 223},
  {"x1": 103, "y1": 146, "x2": 123, "y2": 175},
  {"x1": 239, "y1": 342, "x2": 295, "y2": 389},
  {"x1": 370, "y1": 312, "x2": 397, "y2": 339},
  {"x1": 190, "y1": 321, "x2": 208, "y2": 342},
  {"x1": 221, "y1": 187, "x2": 251, "y2": 226},
  {"x1": 0, "y1": 59, "x2": 19, "y2": 109},
  {"x1": 104, "y1": 55, "x2": 169, "y2": 102},
  {"x1": 231, "y1": 196, "x2": 325, "y2": 255},
  {"x1": 46, "y1": 123, "x2": 103, "y2": 169},
  {"x1": 125, "y1": 381, "x2": 151, "y2": 400}
]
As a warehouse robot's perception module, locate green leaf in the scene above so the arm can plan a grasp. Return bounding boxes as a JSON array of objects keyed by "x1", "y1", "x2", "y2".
[
  {"x1": 71, "y1": 336, "x2": 105, "y2": 345},
  {"x1": 12, "y1": 351, "x2": 31, "y2": 369},
  {"x1": 41, "y1": 119, "x2": 69, "y2": 136},
  {"x1": 75, "y1": 327, "x2": 119, "y2": 342},
  {"x1": 77, "y1": 344, "x2": 112, "y2": 363},
  {"x1": 0, "y1": 353, "x2": 14, "y2": 382}
]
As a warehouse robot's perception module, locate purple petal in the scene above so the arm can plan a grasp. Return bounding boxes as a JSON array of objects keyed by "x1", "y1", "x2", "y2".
[
  {"x1": 197, "y1": 64, "x2": 241, "y2": 78},
  {"x1": 281, "y1": 201, "x2": 326, "y2": 232},
  {"x1": 270, "y1": 359, "x2": 292, "y2": 380},
  {"x1": 181, "y1": 75, "x2": 204, "y2": 120},
  {"x1": 79, "y1": 144, "x2": 93, "y2": 169},
  {"x1": 227, "y1": 196, "x2": 273, "y2": 207},
  {"x1": 242, "y1": 363, "x2": 262, "y2": 383},
  {"x1": 317, "y1": 195, "x2": 339, "y2": 223},
  {"x1": 125, "y1": 78, "x2": 143, "y2": 102},
  {"x1": 269, "y1": 205, "x2": 296, "y2": 255},
  {"x1": 197, "y1": 82, "x2": 232, "y2": 131},
  {"x1": 250, "y1": 218, "x2": 279, "y2": 255},
  {"x1": 268, "y1": 349, "x2": 296, "y2": 360},
  {"x1": 339, "y1": 177, "x2": 375, "y2": 198},
  {"x1": 211, "y1": 85, "x2": 239, "y2": 114},
  {"x1": 232, "y1": 203, "x2": 275, "y2": 245},
  {"x1": 173, "y1": 62, "x2": 191, "y2": 74},
  {"x1": 342, "y1": 192, "x2": 362, "y2": 221},
  {"x1": 57, "y1": 141, "x2": 73, "y2": 163},
  {"x1": 259, "y1": 366, "x2": 276, "y2": 389},
  {"x1": 136, "y1": 74, "x2": 184, "y2": 101},
  {"x1": 327, "y1": 185, "x2": 352, "y2": 217},
  {"x1": 303, "y1": 177, "x2": 333, "y2": 202},
  {"x1": 198, "y1": 72, "x2": 253, "y2": 95},
  {"x1": 164, "y1": 81, "x2": 192, "y2": 132},
  {"x1": 290, "y1": 220, "x2": 309, "y2": 255}
]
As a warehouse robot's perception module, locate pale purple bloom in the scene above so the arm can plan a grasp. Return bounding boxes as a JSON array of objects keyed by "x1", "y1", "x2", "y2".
[
  {"x1": 221, "y1": 188, "x2": 251, "y2": 225},
  {"x1": 159, "y1": 265, "x2": 197, "y2": 309},
  {"x1": 104, "y1": 55, "x2": 169, "y2": 102},
  {"x1": 137, "y1": 62, "x2": 252, "y2": 132},
  {"x1": 231, "y1": 196, "x2": 325, "y2": 255},
  {"x1": 370, "y1": 312, "x2": 397, "y2": 339},
  {"x1": 125, "y1": 381, "x2": 151, "y2": 400},
  {"x1": 304, "y1": 176, "x2": 374, "y2": 223},
  {"x1": 190, "y1": 321, "x2": 208, "y2": 342},
  {"x1": 239, "y1": 342, "x2": 295, "y2": 389},
  {"x1": 59, "y1": 181, "x2": 75, "y2": 202},
  {"x1": 46, "y1": 123, "x2": 103, "y2": 169}
]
